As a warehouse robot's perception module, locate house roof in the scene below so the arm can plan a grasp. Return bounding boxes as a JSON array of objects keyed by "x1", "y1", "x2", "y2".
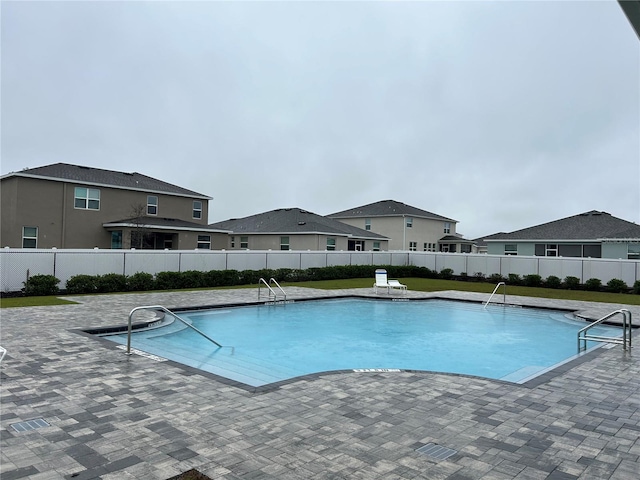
[
  {"x1": 2, "y1": 163, "x2": 211, "y2": 199},
  {"x1": 104, "y1": 217, "x2": 230, "y2": 233},
  {"x1": 486, "y1": 211, "x2": 640, "y2": 242},
  {"x1": 210, "y1": 208, "x2": 388, "y2": 239},
  {"x1": 327, "y1": 199, "x2": 457, "y2": 222}
]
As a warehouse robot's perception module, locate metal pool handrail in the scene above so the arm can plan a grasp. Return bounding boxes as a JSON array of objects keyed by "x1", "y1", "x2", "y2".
[
  {"x1": 483, "y1": 282, "x2": 506, "y2": 308},
  {"x1": 577, "y1": 309, "x2": 632, "y2": 352},
  {"x1": 258, "y1": 277, "x2": 287, "y2": 303},
  {"x1": 126, "y1": 305, "x2": 222, "y2": 354}
]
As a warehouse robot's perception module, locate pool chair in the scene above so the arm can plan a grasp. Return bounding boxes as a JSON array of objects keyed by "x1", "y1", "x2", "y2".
[{"x1": 373, "y1": 269, "x2": 407, "y2": 294}]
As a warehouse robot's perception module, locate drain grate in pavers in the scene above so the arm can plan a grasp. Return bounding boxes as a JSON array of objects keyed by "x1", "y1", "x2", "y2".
[
  {"x1": 10, "y1": 418, "x2": 50, "y2": 432},
  {"x1": 415, "y1": 443, "x2": 457, "y2": 461}
]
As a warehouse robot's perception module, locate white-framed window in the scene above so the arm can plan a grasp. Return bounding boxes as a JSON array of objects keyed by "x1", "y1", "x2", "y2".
[
  {"x1": 230, "y1": 236, "x2": 235, "y2": 248},
  {"x1": 197, "y1": 235, "x2": 211, "y2": 249},
  {"x1": 546, "y1": 244, "x2": 558, "y2": 257},
  {"x1": 147, "y1": 196, "x2": 158, "y2": 215},
  {"x1": 505, "y1": 244, "x2": 517, "y2": 256},
  {"x1": 409, "y1": 241, "x2": 417, "y2": 251},
  {"x1": 443, "y1": 222, "x2": 451, "y2": 234},
  {"x1": 372, "y1": 241, "x2": 380, "y2": 251},
  {"x1": 240, "y1": 236, "x2": 249, "y2": 249},
  {"x1": 365, "y1": 218, "x2": 371, "y2": 231},
  {"x1": 74, "y1": 187, "x2": 100, "y2": 210},
  {"x1": 193, "y1": 201, "x2": 202, "y2": 219},
  {"x1": 280, "y1": 236, "x2": 290, "y2": 250},
  {"x1": 406, "y1": 217, "x2": 413, "y2": 228},
  {"x1": 326, "y1": 238, "x2": 336, "y2": 251},
  {"x1": 22, "y1": 226, "x2": 38, "y2": 248},
  {"x1": 424, "y1": 242, "x2": 436, "y2": 252},
  {"x1": 628, "y1": 244, "x2": 640, "y2": 260}
]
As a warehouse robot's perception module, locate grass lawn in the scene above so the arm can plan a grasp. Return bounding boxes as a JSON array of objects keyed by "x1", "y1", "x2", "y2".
[{"x1": 2, "y1": 277, "x2": 639, "y2": 308}]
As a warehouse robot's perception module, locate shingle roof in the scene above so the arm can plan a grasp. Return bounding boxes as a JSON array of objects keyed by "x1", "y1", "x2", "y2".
[
  {"x1": 210, "y1": 208, "x2": 388, "y2": 239},
  {"x1": 487, "y1": 211, "x2": 640, "y2": 241},
  {"x1": 3, "y1": 163, "x2": 211, "y2": 199},
  {"x1": 327, "y1": 200, "x2": 456, "y2": 222}
]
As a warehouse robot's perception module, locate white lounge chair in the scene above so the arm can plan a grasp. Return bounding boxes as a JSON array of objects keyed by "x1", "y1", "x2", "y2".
[{"x1": 373, "y1": 269, "x2": 407, "y2": 294}]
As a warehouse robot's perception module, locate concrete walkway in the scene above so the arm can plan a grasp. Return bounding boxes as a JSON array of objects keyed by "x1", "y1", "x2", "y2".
[{"x1": 1, "y1": 288, "x2": 639, "y2": 479}]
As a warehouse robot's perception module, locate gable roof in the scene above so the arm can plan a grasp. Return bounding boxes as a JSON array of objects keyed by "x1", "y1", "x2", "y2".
[
  {"x1": 486, "y1": 211, "x2": 640, "y2": 241},
  {"x1": 327, "y1": 199, "x2": 456, "y2": 222},
  {"x1": 1, "y1": 163, "x2": 211, "y2": 199},
  {"x1": 210, "y1": 208, "x2": 388, "y2": 239}
]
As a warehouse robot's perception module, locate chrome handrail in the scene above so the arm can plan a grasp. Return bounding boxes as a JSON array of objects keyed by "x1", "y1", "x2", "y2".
[
  {"x1": 577, "y1": 309, "x2": 632, "y2": 352},
  {"x1": 483, "y1": 282, "x2": 506, "y2": 308},
  {"x1": 258, "y1": 277, "x2": 286, "y2": 303},
  {"x1": 126, "y1": 305, "x2": 222, "y2": 355}
]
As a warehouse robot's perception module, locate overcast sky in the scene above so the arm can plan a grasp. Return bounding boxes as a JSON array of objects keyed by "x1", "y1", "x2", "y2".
[{"x1": 2, "y1": 0, "x2": 638, "y2": 239}]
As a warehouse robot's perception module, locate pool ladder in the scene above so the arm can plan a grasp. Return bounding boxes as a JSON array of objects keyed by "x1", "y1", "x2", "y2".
[
  {"x1": 577, "y1": 309, "x2": 632, "y2": 352},
  {"x1": 258, "y1": 278, "x2": 287, "y2": 304},
  {"x1": 483, "y1": 282, "x2": 506, "y2": 308},
  {"x1": 126, "y1": 305, "x2": 223, "y2": 355}
]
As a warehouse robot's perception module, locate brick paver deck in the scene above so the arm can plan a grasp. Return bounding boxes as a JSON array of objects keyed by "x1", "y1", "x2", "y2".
[{"x1": 1, "y1": 288, "x2": 639, "y2": 479}]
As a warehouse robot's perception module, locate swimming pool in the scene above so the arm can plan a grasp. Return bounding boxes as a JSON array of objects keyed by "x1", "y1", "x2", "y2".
[{"x1": 101, "y1": 298, "x2": 620, "y2": 388}]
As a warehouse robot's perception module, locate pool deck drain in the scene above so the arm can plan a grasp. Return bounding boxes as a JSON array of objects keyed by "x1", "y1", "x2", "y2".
[
  {"x1": 1, "y1": 287, "x2": 640, "y2": 479},
  {"x1": 415, "y1": 443, "x2": 458, "y2": 461}
]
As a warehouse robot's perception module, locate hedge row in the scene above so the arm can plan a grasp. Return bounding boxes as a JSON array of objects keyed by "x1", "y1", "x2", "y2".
[{"x1": 20, "y1": 266, "x2": 640, "y2": 296}]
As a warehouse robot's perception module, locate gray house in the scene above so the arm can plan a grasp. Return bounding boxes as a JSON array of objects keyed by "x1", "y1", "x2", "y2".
[
  {"x1": 484, "y1": 210, "x2": 640, "y2": 259},
  {"x1": 327, "y1": 199, "x2": 474, "y2": 252},
  {"x1": 210, "y1": 208, "x2": 389, "y2": 251},
  {"x1": 1, "y1": 163, "x2": 229, "y2": 249}
]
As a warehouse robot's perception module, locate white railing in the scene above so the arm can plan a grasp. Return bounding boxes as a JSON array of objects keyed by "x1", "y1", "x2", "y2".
[{"x1": 2, "y1": 248, "x2": 639, "y2": 293}]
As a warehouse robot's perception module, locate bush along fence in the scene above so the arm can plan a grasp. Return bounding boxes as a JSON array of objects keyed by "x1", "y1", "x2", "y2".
[{"x1": 19, "y1": 265, "x2": 640, "y2": 297}]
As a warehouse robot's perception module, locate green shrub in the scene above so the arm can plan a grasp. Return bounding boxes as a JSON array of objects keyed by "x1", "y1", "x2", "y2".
[
  {"x1": 23, "y1": 274, "x2": 60, "y2": 296},
  {"x1": 563, "y1": 276, "x2": 581, "y2": 290},
  {"x1": 127, "y1": 272, "x2": 155, "y2": 291},
  {"x1": 458, "y1": 272, "x2": 469, "y2": 281},
  {"x1": 180, "y1": 270, "x2": 206, "y2": 289},
  {"x1": 488, "y1": 273, "x2": 506, "y2": 283},
  {"x1": 155, "y1": 271, "x2": 183, "y2": 290},
  {"x1": 66, "y1": 274, "x2": 99, "y2": 294},
  {"x1": 544, "y1": 275, "x2": 562, "y2": 289},
  {"x1": 473, "y1": 272, "x2": 486, "y2": 282},
  {"x1": 96, "y1": 273, "x2": 127, "y2": 293},
  {"x1": 606, "y1": 278, "x2": 628, "y2": 293},
  {"x1": 633, "y1": 280, "x2": 640, "y2": 295},
  {"x1": 523, "y1": 274, "x2": 542, "y2": 287},
  {"x1": 439, "y1": 268, "x2": 454, "y2": 280},
  {"x1": 584, "y1": 278, "x2": 602, "y2": 291},
  {"x1": 507, "y1": 273, "x2": 521, "y2": 285}
]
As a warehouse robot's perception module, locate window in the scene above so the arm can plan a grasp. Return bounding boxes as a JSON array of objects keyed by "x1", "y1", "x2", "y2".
[
  {"x1": 443, "y1": 222, "x2": 451, "y2": 234},
  {"x1": 424, "y1": 243, "x2": 436, "y2": 252},
  {"x1": 230, "y1": 236, "x2": 235, "y2": 248},
  {"x1": 365, "y1": 218, "x2": 371, "y2": 231},
  {"x1": 22, "y1": 226, "x2": 38, "y2": 248},
  {"x1": 504, "y1": 244, "x2": 517, "y2": 256},
  {"x1": 197, "y1": 235, "x2": 211, "y2": 249},
  {"x1": 74, "y1": 187, "x2": 100, "y2": 210},
  {"x1": 193, "y1": 201, "x2": 202, "y2": 219},
  {"x1": 409, "y1": 241, "x2": 417, "y2": 251},
  {"x1": 326, "y1": 238, "x2": 336, "y2": 251},
  {"x1": 546, "y1": 244, "x2": 558, "y2": 257},
  {"x1": 629, "y1": 244, "x2": 640, "y2": 260},
  {"x1": 240, "y1": 236, "x2": 249, "y2": 249},
  {"x1": 372, "y1": 241, "x2": 380, "y2": 252},
  {"x1": 111, "y1": 231, "x2": 123, "y2": 249},
  {"x1": 280, "y1": 236, "x2": 290, "y2": 250},
  {"x1": 147, "y1": 196, "x2": 158, "y2": 215},
  {"x1": 461, "y1": 244, "x2": 472, "y2": 253},
  {"x1": 406, "y1": 217, "x2": 413, "y2": 228}
]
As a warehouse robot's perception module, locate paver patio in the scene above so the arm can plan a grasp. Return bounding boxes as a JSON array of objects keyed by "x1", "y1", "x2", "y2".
[{"x1": 1, "y1": 287, "x2": 639, "y2": 479}]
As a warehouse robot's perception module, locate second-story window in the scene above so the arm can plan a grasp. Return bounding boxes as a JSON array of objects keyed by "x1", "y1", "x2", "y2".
[
  {"x1": 406, "y1": 217, "x2": 413, "y2": 228},
  {"x1": 365, "y1": 218, "x2": 371, "y2": 231},
  {"x1": 147, "y1": 196, "x2": 158, "y2": 215},
  {"x1": 193, "y1": 201, "x2": 202, "y2": 219},
  {"x1": 74, "y1": 187, "x2": 100, "y2": 210},
  {"x1": 444, "y1": 222, "x2": 451, "y2": 234}
]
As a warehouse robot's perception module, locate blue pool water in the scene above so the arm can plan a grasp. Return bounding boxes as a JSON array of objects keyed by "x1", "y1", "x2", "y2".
[{"x1": 103, "y1": 299, "x2": 620, "y2": 387}]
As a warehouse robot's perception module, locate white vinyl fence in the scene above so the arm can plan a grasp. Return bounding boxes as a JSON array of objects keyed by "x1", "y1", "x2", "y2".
[{"x1": 1, "y1": 248, "x2": 639, "y2": 293}]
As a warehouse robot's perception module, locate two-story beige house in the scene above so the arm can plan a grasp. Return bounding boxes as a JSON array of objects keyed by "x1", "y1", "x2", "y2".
[
  {"x1": 1, "y1": 163, "x2": 229, "y2": 249},
  {"x1": 210, "y1": 207, "x2": 389, "y2": 251},
  {"x1": 328, "y1": 199, "x2": 474, "y2": 252}
]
